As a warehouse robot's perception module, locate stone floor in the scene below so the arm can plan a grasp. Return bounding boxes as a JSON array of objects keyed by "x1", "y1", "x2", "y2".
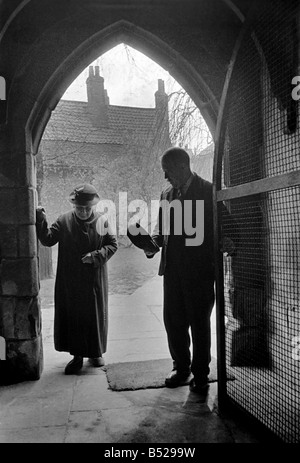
[{"x1": 0, "y1": 275, "x2": 261, "y2": 445}]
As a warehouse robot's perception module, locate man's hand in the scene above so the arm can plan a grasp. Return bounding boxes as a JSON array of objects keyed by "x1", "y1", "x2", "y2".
[
  {"x1": 221, "y1": 237, "x2": 236, "y2": 257},
  {"x1": 81, "y1": 253, "x2": 93, "y2": 264},
  {"x1": 144, "y1": 250, "x2": 156, "y2": 259},
  {"x1": 36, "y1": 206, "x2": 46, "y2": 223}
]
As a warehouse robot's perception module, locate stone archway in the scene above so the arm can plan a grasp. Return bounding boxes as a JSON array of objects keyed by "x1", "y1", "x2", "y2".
[
  {"x1": 27, "y1": 19, "x2": 221, "y2": 154},
  {"x1": 0, "y1": 0, "x2": 243, "y2": 384},
  {"x1": 1, "y1": 0, "x2": 300, "y2": 443}
]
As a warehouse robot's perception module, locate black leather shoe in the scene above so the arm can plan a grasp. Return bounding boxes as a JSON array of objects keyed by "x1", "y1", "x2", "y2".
[
  {"x1": 64, "y1": 356, "x2": 83, "y2": 375},
  {"x1": 88, "y1": 357, "x2": 105, "y2": 367},
  {"x1": 189, "y1": 378, "x2": 209, "y2": 394},
  {"x1": 165, "y1": 369, "x2": 191, "y2": 388}
]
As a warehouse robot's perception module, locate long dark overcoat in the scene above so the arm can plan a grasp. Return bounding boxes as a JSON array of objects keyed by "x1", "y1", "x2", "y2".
[{"x1": 36, "y1": 210, "x2": 118, "y2": 357}]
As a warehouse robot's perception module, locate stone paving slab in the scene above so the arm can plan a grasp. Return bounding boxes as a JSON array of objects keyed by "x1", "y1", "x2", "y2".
[
  {"x1": 71, "y1": 372, "x2": 133, "y2": 411},
  {"x1": 0, "y1": 426, "x2": 67, "y2": 444}
]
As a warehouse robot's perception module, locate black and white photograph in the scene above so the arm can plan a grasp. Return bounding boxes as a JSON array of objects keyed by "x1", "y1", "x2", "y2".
[{"x1": 0, "y1": 0, "x2": 299, "y2": 449}]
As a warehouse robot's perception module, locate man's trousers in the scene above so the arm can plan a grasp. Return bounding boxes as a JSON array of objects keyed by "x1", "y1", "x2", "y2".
[{"x1": 163, "y1": 264, "x2": 215, "y2": 383}]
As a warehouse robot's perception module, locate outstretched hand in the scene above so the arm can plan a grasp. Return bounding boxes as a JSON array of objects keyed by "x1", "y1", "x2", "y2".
[
  {"x1": 36, "y1": 206, "x2": 46, "y2": 223},
  {"x1": 221, "y1": 236, "x2": 236, "y2": 257}
]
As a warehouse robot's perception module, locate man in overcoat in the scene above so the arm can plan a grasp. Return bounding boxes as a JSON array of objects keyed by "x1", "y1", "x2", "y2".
[{"x1": 147, "y1": 147, "x2": 235, "y2": 393}]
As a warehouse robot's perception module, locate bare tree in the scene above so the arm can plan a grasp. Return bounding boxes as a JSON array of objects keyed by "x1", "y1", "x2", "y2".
[
  {"x1": 121, "y1": 43, "x2": 213, "y2": 154},
  {"x1": 168, "y1": 87, "x2": 213, "y2": 153}
]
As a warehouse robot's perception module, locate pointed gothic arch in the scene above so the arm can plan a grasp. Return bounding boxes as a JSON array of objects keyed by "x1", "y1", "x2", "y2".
[{"x1": 27, "y1": 20, "x2": 219, "y2": 154}]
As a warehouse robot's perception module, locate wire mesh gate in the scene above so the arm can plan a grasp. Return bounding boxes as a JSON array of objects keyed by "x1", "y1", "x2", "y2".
[{"x1": 214, "y1": 1, "x2": 300, "y2": 443}]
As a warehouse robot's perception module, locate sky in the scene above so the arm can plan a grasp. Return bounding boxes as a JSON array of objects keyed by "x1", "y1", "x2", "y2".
[{"x1": 62, "y1": 43, "x2": 178, "y2": 107}]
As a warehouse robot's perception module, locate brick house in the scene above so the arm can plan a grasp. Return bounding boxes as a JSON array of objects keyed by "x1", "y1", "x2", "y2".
[{"x1": 37, "y1": 65, "x2": 171, "y2": 226}]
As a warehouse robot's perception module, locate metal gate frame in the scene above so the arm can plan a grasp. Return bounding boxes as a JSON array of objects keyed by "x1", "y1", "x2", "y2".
[{"x1": 213, "y1": 3, "x2": 300, "y2": 442}]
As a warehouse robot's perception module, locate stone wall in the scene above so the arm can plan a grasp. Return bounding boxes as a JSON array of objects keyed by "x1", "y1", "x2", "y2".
[
  {"x1": 0, "y1": 143, "x2": 43, "y2": 383},
  {"x1": 38, "y1": 139, "x2": 123, "y2": 224}
]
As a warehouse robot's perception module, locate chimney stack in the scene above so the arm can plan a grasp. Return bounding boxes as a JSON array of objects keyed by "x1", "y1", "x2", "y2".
[
  {"x1": 155, "y1": 79, "x2": 169, "y2": 142},
  {"x1": 86, "y1": 66, "x2": 109, "y2": 127},
  {"x1": 155, "y1": 79, "x2": 168, "y2": 109}
]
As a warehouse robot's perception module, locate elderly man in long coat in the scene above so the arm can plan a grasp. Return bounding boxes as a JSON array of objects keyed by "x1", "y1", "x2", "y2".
[
  {"x1": 144, "y1": 147, "x2": 236, "y2": 394},
  {"x1": 36, "y1": 184, "x2": 118, "y2": 374}
]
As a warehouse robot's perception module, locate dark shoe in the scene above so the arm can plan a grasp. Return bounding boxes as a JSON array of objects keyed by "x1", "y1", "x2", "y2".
[
  {"x1": 64, "y1": 356, "x2": 83, "y2": 375},
  {"x1": 165, "y1": 369, "x2": 191, "y2": 388},
  {"x1": 189, "y1": 377, "x2": 209, "y2": 394},
  {"x1": 88, "y1": 357, "x2": 105, "y2": 367}
]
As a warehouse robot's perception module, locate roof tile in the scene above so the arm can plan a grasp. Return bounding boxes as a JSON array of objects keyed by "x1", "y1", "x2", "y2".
[{"x1": 43, "y1": 99, "x2": 157, "y2": 144}]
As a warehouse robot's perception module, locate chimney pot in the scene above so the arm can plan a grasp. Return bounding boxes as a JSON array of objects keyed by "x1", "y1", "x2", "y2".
[
  {"x1": 158, "y1": 79, "x2": 165, "y2": 93},
  {"x1": 155, "y1": 79, "x2": 168, "y2": 109}
]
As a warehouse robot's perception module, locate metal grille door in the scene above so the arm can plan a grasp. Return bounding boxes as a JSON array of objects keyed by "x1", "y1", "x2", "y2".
[{"x1": 214, "y1": 1, "x2": 300, "y2": 443}]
